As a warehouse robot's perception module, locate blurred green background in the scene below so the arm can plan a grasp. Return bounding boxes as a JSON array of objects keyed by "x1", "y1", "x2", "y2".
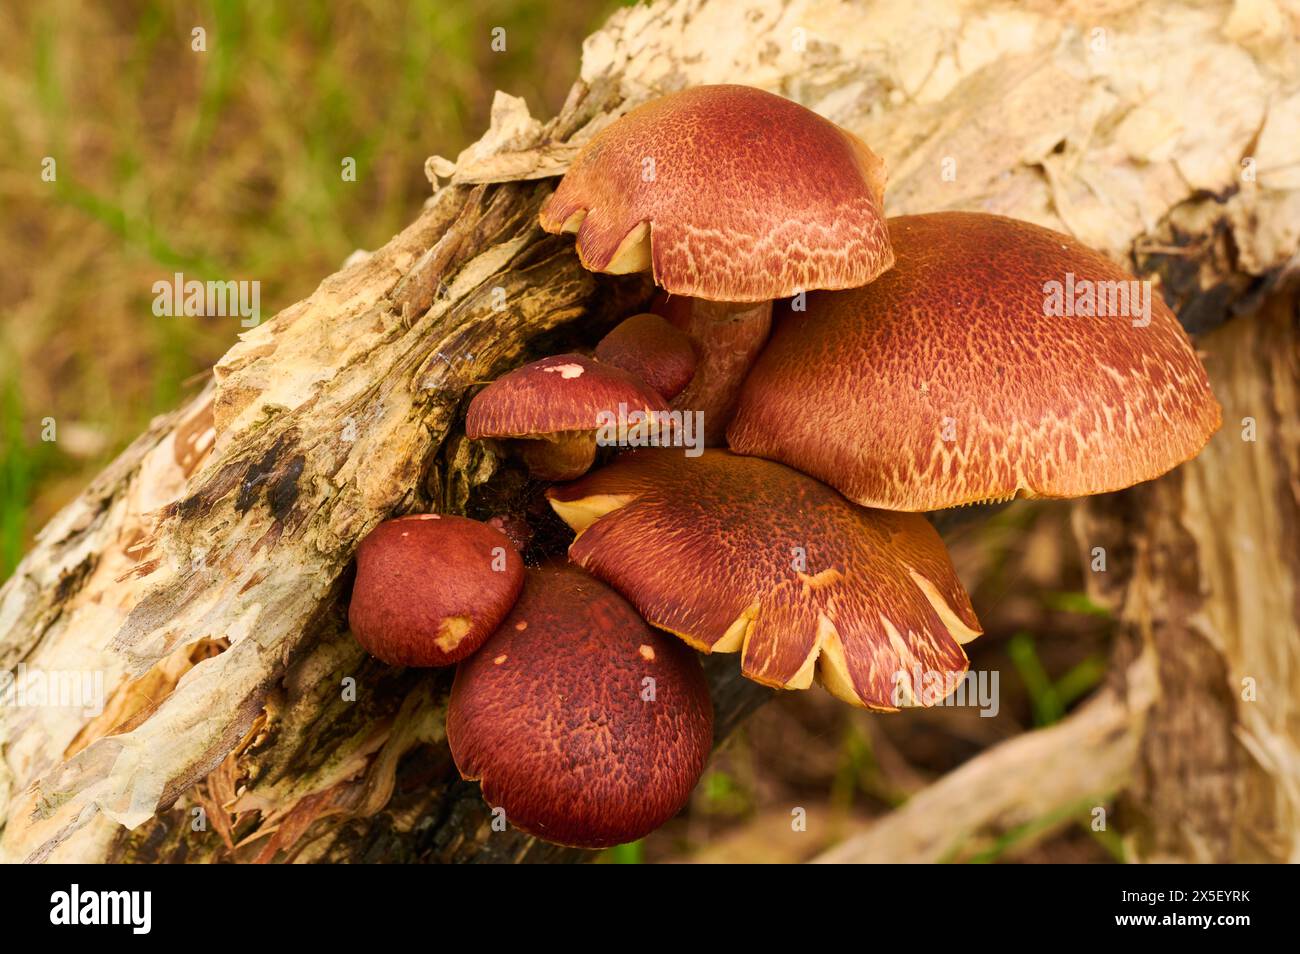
[
  {"x1": 0, "y1": 0, "x2": 1117, "y2": 863},
  {"x1": 0, "y1": 0, "x2": 622, "y2": 575}
]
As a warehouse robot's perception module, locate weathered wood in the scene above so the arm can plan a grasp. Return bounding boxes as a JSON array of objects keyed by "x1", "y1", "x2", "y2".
[
  {"x1": 2, "y1": 0, "x2": 1298, "y2": 863},
  {"x1": 1075, "y1": 296, "x2": 1300, "y2": 863}
]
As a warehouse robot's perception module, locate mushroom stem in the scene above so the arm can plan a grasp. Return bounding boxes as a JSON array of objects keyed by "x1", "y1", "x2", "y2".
[
  {"x1": 515, "y1": 432, "x2": 597, "y2": 481},
  {"x1": 659, "y1": 296, "x2": 773, "y2": 446}
]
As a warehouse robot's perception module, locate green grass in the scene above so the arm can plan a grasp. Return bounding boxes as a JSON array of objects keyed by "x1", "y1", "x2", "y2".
[
  {"x1": 829, "y1": 722, "x2": 909, "y2": 811},
  {"x1": 1041, "y1": 590, "x2": 1111, "y2": 618},
  {"x1": 1007, "y1": 631, "x2": 1107, "y2": 728},
  {"x1": 958, "y1": 795, "x2": 1119, "y2": 864},
  {"x1": 698, "y1": 768, "x2": 752, "y2": 815},
  {"x1": 1085, "y1": 815, "x2": 1128, "y2": 862},
  {"x1": 0, "y1": 367, "x2": 74, "y2": 578},
  {"x1": 604, "y1": 840, "x2": 645, "y2": 864},
  {"x1": 1, "y1": 377, "x2": 37, "y2": 577}
]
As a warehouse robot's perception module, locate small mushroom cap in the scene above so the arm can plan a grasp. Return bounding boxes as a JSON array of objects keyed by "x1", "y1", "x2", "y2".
[
  {"x1": 727, "y1": 212, "x2": 1223, "y2": 511},
  {"x1": 348, "y1": 514, "x2": 524, "y2": 667},
  {"x1": 594, "y1": 313, "x2": 697, "y2": 400},
  {"x1": 539, "y1": 84, "x2": 894, "y2": 302},
  {"x1": 447, "y1": 563, "x2": 713, "y2": 849},
  {"x1": 546, "y1": 450, "x2": 981, "y2": 710},
  {"x1": 465, "y1": 353, "x2": 668, "y2": 440}
]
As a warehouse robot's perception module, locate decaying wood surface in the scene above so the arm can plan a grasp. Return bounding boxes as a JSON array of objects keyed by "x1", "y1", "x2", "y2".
[
  {"x1": 2, "y1": 0, "x2": 1298, "y2": 863},
  {"x1": 1080, "y1": 299, "x2": 1300, "y2": 863}
]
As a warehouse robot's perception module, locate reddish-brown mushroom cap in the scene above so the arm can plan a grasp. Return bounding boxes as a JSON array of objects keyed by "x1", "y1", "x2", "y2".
[
  {"x1": 465, "y1": 353, "x2": 669, "y2": 480},
  {"x1": 348, "y1": 514, "x2": 524, "y2": 667},
  {"x1": 447, "y1": 563, "x2": 713, "y2": 849},
  {"x1": 466, "y1": 353, "x2": 667, "y2": 438},
  {"x1": 594, "y1": 313, "x2": 697, "y2": 401},
  {"x1": 727, "y1": 212, "x2": 1224, "y2": 511},
  {"x1": 538, "y1": 84, "x2": 894, "y2": 302},
  {"x1": 546, "y1": 449, "x2": 981, "y2": 710}
]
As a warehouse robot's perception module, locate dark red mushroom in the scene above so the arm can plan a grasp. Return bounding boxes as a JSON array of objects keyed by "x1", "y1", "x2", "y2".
[
  {"x1": 447, "y1": 563, "x2": 713, "y2": 848},
  {"x1": 348, "y1": 514, "x2": 523, "y2": 667},
  {"x1": 594, "y1": 313, "x2": 697, "y2": 401}
]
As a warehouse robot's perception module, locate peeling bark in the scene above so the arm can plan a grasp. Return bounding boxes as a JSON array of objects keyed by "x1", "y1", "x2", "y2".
[{"x1": 1075, "y1": 295, "x2": 1300, "y2": 863}]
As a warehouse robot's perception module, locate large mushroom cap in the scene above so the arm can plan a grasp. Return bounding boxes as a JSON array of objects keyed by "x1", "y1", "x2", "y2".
[
  {"x1": 348, "y1": 514, "x2": 523, "y2": 667},
  {"x1": 594, "y1": 313, "x2": 697, "y2": 401},
  {"x1": 465, "y1": 353, "x2": 667, "y2": 440},
  {"x1": 539, "y1": 84, "x2": 894, "y2": 302},
  {"x1": 727, "y1": 212, "x2": 1223, "y2": 511},
  {"x1": 546, "y1": 449, "x2": 981, "y2": 710},
  {"x1": 447, "y1": 564, "x2": 713, "y2": 849}
]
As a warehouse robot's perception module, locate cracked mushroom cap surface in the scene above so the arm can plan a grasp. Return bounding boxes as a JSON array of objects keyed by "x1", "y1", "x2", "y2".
[
  {"x1": 464, "y1": 353, "x2": 668, "y2": 440},
  {"x1": 538, "y1": 84, "x2": 894, "y2": 302},
  {"x1": 546, "y1": 449, "x2": 981, "y2": 710},
  {"x1": 447, "y1": 563, "x2": 713, "y2": 849},
  {"x1": 348, "y1": 514, "x2": 524, "y2": 667},
  {"x1": 594, "y1": 313, "x2": 697, "y2": 400},
  {"x1": 726, "y1": 212, "x2": 1224, "y2": 511}
]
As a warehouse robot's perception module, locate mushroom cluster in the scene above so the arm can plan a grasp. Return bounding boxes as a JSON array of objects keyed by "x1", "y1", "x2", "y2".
[{"x1": 347, "y1": 84, "x2": 1222, "y2": 849}]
